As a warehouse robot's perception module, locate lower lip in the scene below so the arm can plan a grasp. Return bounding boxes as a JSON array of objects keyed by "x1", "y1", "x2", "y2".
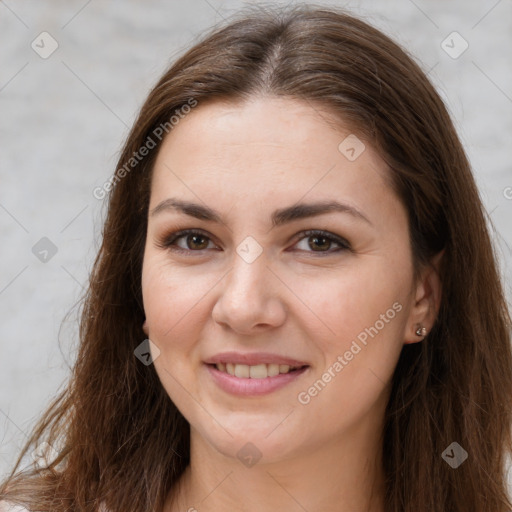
[{"x1": 205, "y1": 364, "x2": 309, "y2": 396}]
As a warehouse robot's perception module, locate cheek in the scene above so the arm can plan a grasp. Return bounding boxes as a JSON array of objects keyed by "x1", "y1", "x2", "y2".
[
  {"x1": 292, "y1": 255, "x2": 411, "y2": 398},
  {"x1": 294, "y1": 255, "x2": 410, "y2": 337},
  {"x1": 141, "y1": 257, "x2": 218, "y2": 354},
  {"x1": 141, "y1": 259, "x2": 213, "y2": 407},
  {"x1": 292, "y1": 268, "x2": 408, "y2": 432}
]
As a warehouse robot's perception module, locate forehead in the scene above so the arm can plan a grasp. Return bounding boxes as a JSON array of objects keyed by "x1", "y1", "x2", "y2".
[{"x1": 149, "y1": 96, "x2": 403, "y2": 228}]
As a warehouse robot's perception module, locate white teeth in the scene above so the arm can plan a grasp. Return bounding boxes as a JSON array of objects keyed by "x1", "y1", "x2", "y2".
[
  {"x1": 234, "y1": 364, "x2": 249, "y2": 378},
  {"x1": 214, "y1": 362, "x2": 302, "y2": 378},
  {"x1": 267, "y1": 364, "x2": 280, "y2": 377},
  {"x1": 249, "y1": 364, "x2": 267, "y2": 379}
]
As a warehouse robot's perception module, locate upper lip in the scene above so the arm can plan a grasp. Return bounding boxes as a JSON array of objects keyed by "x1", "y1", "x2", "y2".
[{"x1": 204, "y1": 352, "x2": 309, "y2": 367}]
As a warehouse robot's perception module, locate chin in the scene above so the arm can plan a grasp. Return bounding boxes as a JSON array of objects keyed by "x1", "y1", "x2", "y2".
[{"x1": 198, "y1": 423, "x2": 305, "y2": 466}]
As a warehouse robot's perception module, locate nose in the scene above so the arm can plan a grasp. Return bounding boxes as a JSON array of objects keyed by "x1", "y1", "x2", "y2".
[{"x1": 211, "y1": 251, "x2": 287, "y2": 334}]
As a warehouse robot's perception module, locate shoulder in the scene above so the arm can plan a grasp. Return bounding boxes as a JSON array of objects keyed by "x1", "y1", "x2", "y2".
[{"x1": 0, "y1": 502, "x2": 31, "y2": 512}]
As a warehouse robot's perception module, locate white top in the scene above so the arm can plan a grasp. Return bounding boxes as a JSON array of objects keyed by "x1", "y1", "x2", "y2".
[
  {"x1": 0, "y1": 501, "x2": 108, "y2": 512},
  {"x1": 0, "y1": 503, "x2": 30, "y2": 512}
]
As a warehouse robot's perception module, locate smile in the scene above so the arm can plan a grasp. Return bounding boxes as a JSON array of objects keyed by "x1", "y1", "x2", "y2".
[
  {"x1": 213, "y1": 362, "x2": 305, "y2": 378},
  {"x1": 205, "y1": 363, "x2": 310, "y2": 396}
]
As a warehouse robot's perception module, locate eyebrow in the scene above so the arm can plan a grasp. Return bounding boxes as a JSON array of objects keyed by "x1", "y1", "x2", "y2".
[{"x1": 150, "y1": 198, "x2": 373, "y2": 227}]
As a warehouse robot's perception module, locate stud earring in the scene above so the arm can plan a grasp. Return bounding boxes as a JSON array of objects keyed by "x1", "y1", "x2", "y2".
[{"x1": 415, "y1": 324, "x2": 427, "y2": 337}]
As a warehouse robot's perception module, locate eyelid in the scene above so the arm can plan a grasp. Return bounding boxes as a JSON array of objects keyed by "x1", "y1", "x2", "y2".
[{"x1": 155, "y1": 228, "x2": 352, "y2": 255}]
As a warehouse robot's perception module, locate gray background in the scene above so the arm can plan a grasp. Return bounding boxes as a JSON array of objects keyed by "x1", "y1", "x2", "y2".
[{"x1": 1, "y1": 0, "x2": 511, "y2": 491}]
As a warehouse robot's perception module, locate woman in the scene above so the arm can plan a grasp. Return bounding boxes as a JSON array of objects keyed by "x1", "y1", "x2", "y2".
[{"x1": 1, "y1": 4, "x2": 511, "y2": 511}]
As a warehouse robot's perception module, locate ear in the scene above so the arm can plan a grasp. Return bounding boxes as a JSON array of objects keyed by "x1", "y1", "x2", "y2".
[
  {"x1": 404, "y1": 250, "x2": 444, "y2": 344},
  {"x1": 142, "y1": 319, "x2": 149, "y2": 336}
]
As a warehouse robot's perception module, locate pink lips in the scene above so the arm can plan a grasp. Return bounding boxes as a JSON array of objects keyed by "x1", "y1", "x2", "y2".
[{"x1": 203, "y1": 351, "x2": 310, "y2": 396}]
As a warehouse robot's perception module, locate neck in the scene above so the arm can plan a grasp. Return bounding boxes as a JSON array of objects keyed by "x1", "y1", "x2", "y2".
[{"x1": 165, "y1": 416, "x2": 387, "y2": 512}]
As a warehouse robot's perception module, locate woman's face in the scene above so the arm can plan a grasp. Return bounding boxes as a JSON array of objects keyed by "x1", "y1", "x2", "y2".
[{"x1": 141, "y1": 96, "x2": 429, "y2": 464}]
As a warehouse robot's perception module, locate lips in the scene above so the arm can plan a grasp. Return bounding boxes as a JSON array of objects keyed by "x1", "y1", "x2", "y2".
[
  {"x1": 205, "y1": 362, "x2": 309, "y2": 396},
  {"x1": 203, "y1": 351, "x2": 310, "y2": 394}
]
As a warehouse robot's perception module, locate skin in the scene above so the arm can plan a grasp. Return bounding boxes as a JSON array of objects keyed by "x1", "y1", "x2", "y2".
[{"x1": 141, "y1": 96, "x2": 442, "y2": 512}]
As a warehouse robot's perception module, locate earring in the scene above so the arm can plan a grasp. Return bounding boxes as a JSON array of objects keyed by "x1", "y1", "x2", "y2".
[{"x1": 415, "y1": 324, "x2": 427, "y2": 337}]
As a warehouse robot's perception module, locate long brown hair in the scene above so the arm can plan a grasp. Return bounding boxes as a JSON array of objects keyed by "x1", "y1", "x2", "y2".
[{"x1": 2, "y1": 4, "x2": 511, "y2": 511}]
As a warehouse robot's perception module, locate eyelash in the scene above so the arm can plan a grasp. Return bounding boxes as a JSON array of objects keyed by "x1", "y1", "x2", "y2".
[{"x1": 155, "y1": 228, "x2": 352, "y2": 256}]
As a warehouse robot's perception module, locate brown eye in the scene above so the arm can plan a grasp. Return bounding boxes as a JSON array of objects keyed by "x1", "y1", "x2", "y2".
[
  {"x1": 308, "y1": 234, "x2": 332, "y2": 251},
  {"x1": 157, "y1": 229, "x2": 217, "y2": 253},
  {"x1": 293, "y1": 230, "x2": 351, "y2": 254},
  {"x1": 184, "y1": 233, "x2": 209, "y2": 250}
]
